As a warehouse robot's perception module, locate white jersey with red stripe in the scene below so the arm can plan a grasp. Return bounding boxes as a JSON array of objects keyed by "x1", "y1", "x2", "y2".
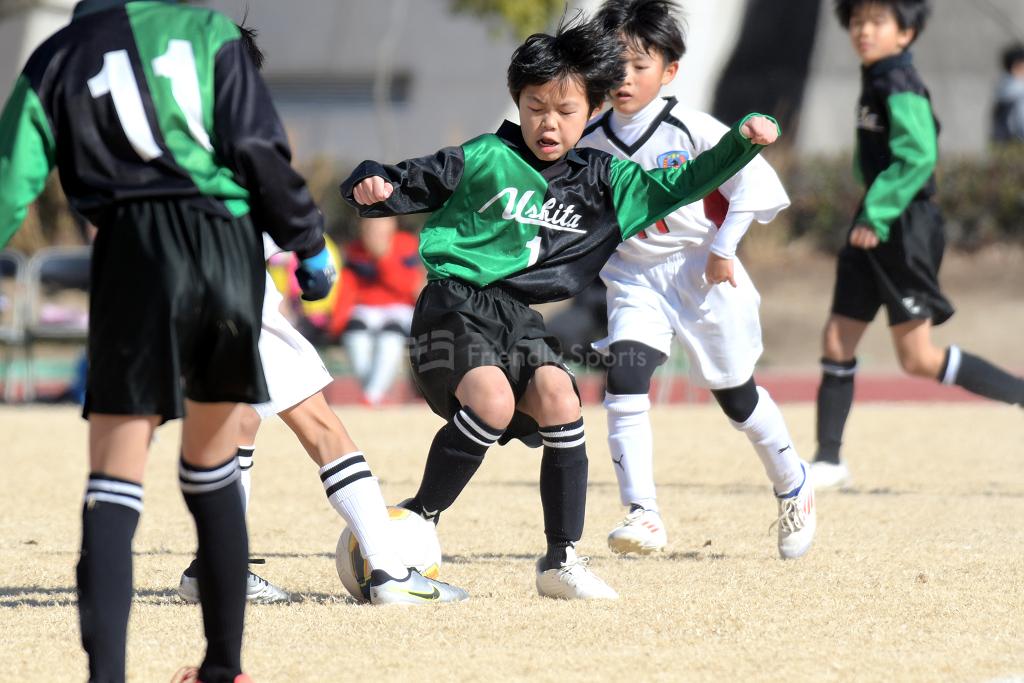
[{"x1": 579, "y1": 97, "x2": 790, "y2": 265}]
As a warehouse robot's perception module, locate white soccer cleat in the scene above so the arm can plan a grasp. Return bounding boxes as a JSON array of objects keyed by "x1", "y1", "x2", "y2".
[
  {"x1": 607, "y1": 505, "x2": 667, "y2": 555},
  {"x1": 244, "y1": 569, "x2": 292, "y2": 604},
  {"x1": 535, "y1": 546, "x2": 618, "y2": 600},
  {"x1": 809, "y1": 459, "x2": 852, "y2": 490},
  {"x1": 772, "y1": 465, "x2": 816, "y2": 560},
  {"x1": 177, "y1": 560, "x2": 292, "y2": 604},
  {"x1": 368, "y1": 568, "x2": 469, "y2": 605}
]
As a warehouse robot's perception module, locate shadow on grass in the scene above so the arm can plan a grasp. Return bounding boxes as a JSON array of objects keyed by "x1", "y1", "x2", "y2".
[
  {"x1": 0, "y1": 584, "x2": 356, "y2": 608},
  {"x1": 0, "y1": 585, "x2": 181, "y2": 608}
]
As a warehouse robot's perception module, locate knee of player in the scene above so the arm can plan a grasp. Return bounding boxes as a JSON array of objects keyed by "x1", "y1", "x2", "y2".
[
  {"x1": 711, "y1": 379, "x2": 760, "y2": 424},
  {"x1": 463, "y1": 387, "x2": 516, "y2": 430},
  {"x1": 821, "y1": 329, "x2": 846, "y2": 361},
  {"x1": 238, "y1": 407, "x2": 262, "y2": 443},
  {"x1": 606, "y1": 362, "x2": 652, "y2": 396},
  {"x1": 534, "y1": 379, "x2": 581, "y2": 424},
  {"x1": 897, "y1": 350, "x2": 939, "y2": 378}
]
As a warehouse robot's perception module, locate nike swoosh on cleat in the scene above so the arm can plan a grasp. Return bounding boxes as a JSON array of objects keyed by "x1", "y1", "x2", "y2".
[
  {"x1": 777, "y1": 445, "x2": 792, "y2": 455},
  {"x1": 405, "y1": 587, "x2": 440, "y2": 600}
]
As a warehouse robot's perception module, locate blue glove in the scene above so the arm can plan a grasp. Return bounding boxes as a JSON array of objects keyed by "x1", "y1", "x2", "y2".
[{"x1": 295, "y1": 246, "x2": 337, "y2": 301}]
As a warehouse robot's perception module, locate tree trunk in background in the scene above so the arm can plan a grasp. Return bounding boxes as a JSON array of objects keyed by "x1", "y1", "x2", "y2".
[{"x1": 712, "y1": 0, "x2": 821, "y2": 141}]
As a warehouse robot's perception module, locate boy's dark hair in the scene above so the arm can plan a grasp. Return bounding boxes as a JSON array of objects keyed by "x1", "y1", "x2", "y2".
[
  {"x1": 834, "y1": 0, "x2": 930, "y2": 42},
  {"x1": 507, "y1": 14, "x2": 625, "y2": 112},
  {"x1": 1002, "y1": 43, "x2": 1024, "y2": 73},
  {"x1": 594, "y1": 0, "x2": 687, "y2": 63},
  {"x1": 237, "y1": 23, "x2": 264, "y2": 71}
]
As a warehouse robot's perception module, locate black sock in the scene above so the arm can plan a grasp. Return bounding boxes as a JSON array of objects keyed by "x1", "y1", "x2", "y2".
[
  {"x1": 77, "y1": 475, "x2": 142, "y2": 683},
  {"x1": 180, "y1": 455, "x2": 248, "y2": 682},
  {"x1": 939, "y1": 345, "x2": 1024, "y2": 406},
  {"x1": 411, "y1": 407, "x2": 502, "y2": 522},
  {"x1": 539, "y1": 418, "x2": 588, "y2": 570},
  {"x1": 816, "y1": 358, "x2": 857, "y2": 464}
]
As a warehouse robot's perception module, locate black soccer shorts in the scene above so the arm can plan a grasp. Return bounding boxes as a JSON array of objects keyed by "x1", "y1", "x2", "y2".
[
  {"x1": 830, "y1": 199, "x2": 955, "y2": 327},
  {"x1": 84, "y1": 200, "x2": 269, "y2": 422},
  {"x1": 408, "y1": 278, "x2": 579, "y2": 445}
]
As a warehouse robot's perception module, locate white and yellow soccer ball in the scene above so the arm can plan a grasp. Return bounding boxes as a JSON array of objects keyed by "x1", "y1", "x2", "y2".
[{"x1": 335, "y1": 506, "x2": 443, "y2": 602}]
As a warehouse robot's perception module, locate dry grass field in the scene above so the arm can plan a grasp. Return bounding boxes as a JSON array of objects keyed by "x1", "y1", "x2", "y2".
[{"x1": 1, "y1": 403, "x2": 1022, "y2": 682}]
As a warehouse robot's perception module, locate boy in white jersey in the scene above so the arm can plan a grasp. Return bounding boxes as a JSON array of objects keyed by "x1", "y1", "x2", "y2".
[
  {"x1": 174, "y1": 234, "x2": 467, "y2": 606},
  {"x1": 580, "y1": 0, "x2": 815, "y2": 559},
  {"x1": 174, "y1": 27, "x2": 467, "y2": 609}
]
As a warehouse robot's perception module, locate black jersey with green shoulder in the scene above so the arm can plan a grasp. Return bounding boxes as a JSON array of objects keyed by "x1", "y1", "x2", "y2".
[
  {"x1": 855, "y1": 51, "x2": 940, "y2": 241},
  {"x1": 341, "y1": 116, "x2": 770, "y2": 304},
  {"x1": 0, "y1": 0, "x2": 323, "y2": 256}
]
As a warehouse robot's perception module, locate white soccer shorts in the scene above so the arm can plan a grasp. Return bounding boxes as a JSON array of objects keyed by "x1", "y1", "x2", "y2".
[
  {"x1": 594, "y1": 247, "x2": 763, "y2": 390},
  {"x1": 347, "y1": 303, "x2": 414, "y2": 332},
  {"x1": 252, "y1": 272, "x2": 334, "y2": 418}
]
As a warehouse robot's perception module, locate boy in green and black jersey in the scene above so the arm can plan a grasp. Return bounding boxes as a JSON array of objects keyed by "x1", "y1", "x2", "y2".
[
  {"x1": 342, "y1": 16, "x2": 780, "y2": 600},
  {"x1": 811, "y1": 0, "x2": 1024, "y2": 490},
  {"x1": 0, "y1": 1, "x2": 334, "y2": 680}
]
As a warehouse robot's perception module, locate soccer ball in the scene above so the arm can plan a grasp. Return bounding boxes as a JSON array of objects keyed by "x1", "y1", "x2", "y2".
[{"x1": 335, "y1": 506, "x2": 442, "y2": 602}]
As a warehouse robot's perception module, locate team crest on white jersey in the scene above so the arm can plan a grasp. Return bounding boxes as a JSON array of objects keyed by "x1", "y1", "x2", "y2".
[
  {"x1": 478, "y1": 187, "x2": 585, "y2": 233},
  {"x1": 656, "y1": 150, "x2": 691, "y2": 169}
]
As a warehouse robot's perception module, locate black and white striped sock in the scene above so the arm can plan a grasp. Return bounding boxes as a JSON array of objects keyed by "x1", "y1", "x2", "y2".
[
  {"x1": 816, "y1": 358, "x2": 857, "y2": 464},
  {"x1": 539, "y1": 418, "x2": 588, "y2": 568},
  {"x1": 412, "y1": 406, "x2": 502, "y2": 522},
  {"x1": 319, "y1": 452, "x2": 406, "y2": 578},
  {"x1": 77, "y1": 474, "x2": 142, "y2": 683},
  {"x1": 940, "y1": 345, "x2": 1024, "y2": 406},
  {"x1": 84, "y1": 473, "x2": 144, "y2": 513},
  {"x1": 179, "y1": 455, "x2": 246, "y2": 682}
]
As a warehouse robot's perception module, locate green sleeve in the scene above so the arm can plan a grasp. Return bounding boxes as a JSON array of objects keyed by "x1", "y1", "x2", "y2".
[
  {"x1": 608, "y1": 114, "x2": 776, "y2": 240},
  {"x1": 857, "y1": 92, "x2": 936, "y2": 242},
  {"x1": 0, "y1": 74, "x2": 55, "y2": 248}
]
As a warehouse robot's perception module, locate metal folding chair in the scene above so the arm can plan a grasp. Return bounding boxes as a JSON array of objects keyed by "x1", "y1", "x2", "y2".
[
  {"x1": 23, "y1": 246, "x2": 91, "y2": 402},
  {"x1": 0, "y1": 250, "x2": 28, "y2": 402}
]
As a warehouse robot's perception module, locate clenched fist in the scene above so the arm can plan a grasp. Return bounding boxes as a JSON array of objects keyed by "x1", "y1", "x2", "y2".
[
  {"x1": 740, "y1": 116, "x2": 779, "y2": 146},
  {"x1": 352, "y1": 176, "x2": 394, "y2": 205}
]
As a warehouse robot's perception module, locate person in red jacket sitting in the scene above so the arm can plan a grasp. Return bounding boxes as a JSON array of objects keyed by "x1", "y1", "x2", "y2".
[{"x1": 339, "y1": 216, "x2": 423, "y2": 405}]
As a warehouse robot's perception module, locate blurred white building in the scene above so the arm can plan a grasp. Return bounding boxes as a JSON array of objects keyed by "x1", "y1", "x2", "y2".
[
  {"x1": 0, "y1": 0, "x2": 747, "y2": 166},
  {"x1": 2, "y1": 0, "x2": 1024, "y2": 160}
]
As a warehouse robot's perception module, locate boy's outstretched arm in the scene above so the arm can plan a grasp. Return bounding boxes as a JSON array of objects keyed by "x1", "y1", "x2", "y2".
[
  {"x1": 340, "y1": 148, "x2": 464, "y2": 215},
  {"x1": 608, "y1": 114, "x2": 779, "y2": 240},
  {"x1": 0, "y1": 74, "x2": 55, "y2": 248}
]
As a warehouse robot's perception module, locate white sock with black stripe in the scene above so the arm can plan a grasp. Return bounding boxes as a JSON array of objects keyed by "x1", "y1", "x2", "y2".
[
  {"x1": 237, "y1": 446, "x2": 254, "y2": 514},
  {"x1": 319, "y1": 452, "x2": 407, "y2": 579}
]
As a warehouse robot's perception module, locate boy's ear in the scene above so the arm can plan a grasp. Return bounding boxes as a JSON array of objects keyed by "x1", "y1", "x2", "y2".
[
  {"x1": 897, "y1": 27, "x2": 916, "y2": 48},
  {"x1": 661, "y1": 61, "x2": 680, "y2": 86}
]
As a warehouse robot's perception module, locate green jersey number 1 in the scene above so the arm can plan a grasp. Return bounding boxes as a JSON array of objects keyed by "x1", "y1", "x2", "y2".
[{"x1": 88, "y1": 39, "x2": 210, "y2": 162}]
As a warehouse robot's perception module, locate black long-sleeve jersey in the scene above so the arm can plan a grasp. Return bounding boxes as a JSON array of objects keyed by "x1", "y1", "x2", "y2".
[
  {"x1": 0, "y1": 0, "x2": 324, "y2": 257},
  {"x1": 341, "y1": 118, "x2": 768, "y2": 304},
  {"x1": 854, "y1": 51, "x2": 940, "y2": 241}
]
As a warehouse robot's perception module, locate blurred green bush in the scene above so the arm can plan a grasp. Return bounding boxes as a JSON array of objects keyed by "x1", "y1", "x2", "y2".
[
  {"x1": 9, "y1": 147, "x2": 1024, "y2": 255},
  {"x1": 773, "y1": 145, "x2": 1024, "y2": 252}
]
